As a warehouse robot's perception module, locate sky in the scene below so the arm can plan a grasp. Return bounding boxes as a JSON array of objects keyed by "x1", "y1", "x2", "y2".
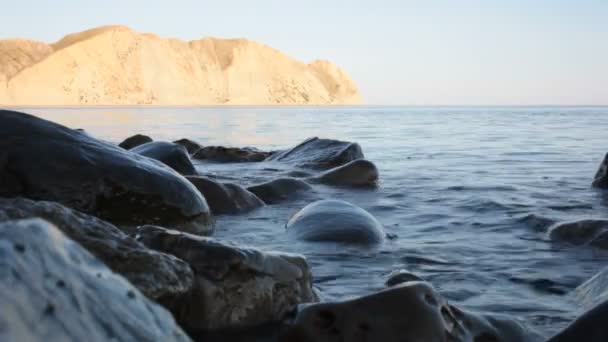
[{"x1": 1, "y1": 0, "x2": 607, "y2": 105}]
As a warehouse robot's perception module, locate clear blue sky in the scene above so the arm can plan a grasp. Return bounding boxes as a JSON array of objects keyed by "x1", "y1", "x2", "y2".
[{"x1": 2, "y1": 0, "x2": 607, "y2": 105}]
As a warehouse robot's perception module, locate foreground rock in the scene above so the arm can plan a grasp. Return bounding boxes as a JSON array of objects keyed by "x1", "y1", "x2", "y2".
[
  {"x1": 174, "y1": 138, "x2": 203, "y2": 154},
  {"x1": 0, "y1": 218, "x2": 191, "y2": 341},
  {"x1": 548, "y1": 219, "x2": 608, "y2": 249},
  {"x1": 592, "y1": 153, "x2": 608, "y2": 188},
  {"x1": 286, "y1": 199, "x2": 385, "y2": 244},
  {"x1": 248, "y1": 178, "x2": 313, "y2": 204},
  {"x1": 131, "y1": 141, "x2": 197, "y2": 175},
  {"x1": 118, "y1": 133, "x2": 152, "y2": 149},
  {"x1": 309, "y1": 159, "x2": 379, "y2": 186},
  {"x1": 0, "y1": 197, "x2": 194, "y2": 300},
  {"x1": 136, "y1": 225, "x2": 317, "y2": 333},
  {"x1": 266, "y1": 137, "x2": 363, "y2": 170},
  {"x1": 193, "y1": 146, "x2": 272, "y2": 162},
  {"x1": 187, "y1": 176, "x2": 264, "y2": 214},
  {"x1": 575, "y1": 267, "x2": 608, "y2": 311},
  {"x1": 0, "y1": 110, "x2": 213, "y2": 234},
  {"x1": 548, "y1": 300, "x2": 608, "y2": 342},
  {"x1": 281, "y1": 281, "x2": 540, "y2": 342}
]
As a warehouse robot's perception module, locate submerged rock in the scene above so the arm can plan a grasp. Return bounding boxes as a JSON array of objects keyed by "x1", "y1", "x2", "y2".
[
  {"x1": 174, "y1": 138, "x2": 203, "y2": 154},
  {"x1": 136, "y1": 225, "x2": 317, "y2": 332},
  {"x1": 187, "y1": 176, "x2": 264, "y2": 214},
  {"x1": 248, "y1": 177, "x2": 313, "y2": 204},
  {"x1": 0, "y1": 218, "x2": 191, "y2": 342},
  {"x1": 193, "y1": 146, "x2": 271, "y2": 162},
  {"x1": 548, "y1": 300, "x2": 608, "y2": 342},
  {"x1": 266, "y1": 137, "x2": 363, "y2": 170},
  {"x1": 592, "y1": 153, "x2": 608, "y2": 188},
  {"x1": 0, "y1": 197, "x2": 194, "y2": 300},
  {"x1": 286, "y1": 199, "x2": 385, "y2": 244},
  {"x1": 131, "y1": 141, "x2": 197, "y2": 175},
  {"x1": 0, "y1": 110, "x2": 213, "y2": 235},
  {"x1": 548, "y1": 219, "x2": 608, "y2": 249},
  {"x1": 118, "y1": 133, "x2": 153, "y2": 149},
  {"x1": 385, "y1": 269, "x2": 424, "y2": 287},
  {"x1": 309, "y1": 159, "x2": 379, "y2": 186}
]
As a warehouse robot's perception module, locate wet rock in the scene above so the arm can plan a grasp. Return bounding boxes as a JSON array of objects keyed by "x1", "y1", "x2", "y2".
[
  {"x1": 281, "y1": 281, "x2": 541, "y2": 342},
  {"x1": 0, "y1": 218, "x2": 191, "y2": 342},
  {"x1": 548, "y1": 219, "x2": 608, "y2": 249},
  {"x1": 118, "y1": 133, "x2": 153, "y2": 149},
  {"x1": 385, "y1": 269, "x2": 423, "y2": 287},
  {"x1": 592, "y1": 153, "x2": 608, "y2": 188},
  {"x1": 309, "y1": 159, "x2": 378, "y2": 186},
  {"x1": 266, "y1": 137, "x2": 364, "y2": 170},
  {"x1": 174, "y1": 138, "x2": 203, "y2": 154},
  {"x1": 193, "y1": 146, "x2": 272, "y2": 162},
  {"x1": 248, "y1": 177, "x2": 313, "y2": 204},
  {"x1": 187, "y1": 176, "x2": 264, "y2": 214},
  {"x1": 131, "y1": 141, "x2": 197, "y2": 175},
  {"x1": 575, "y1": 267, "x2": 608, "y2": 312},
  {"x1": 0, "y1": 110, "x2": 213, "y2": 235},
  {"x1": 0, "y1": 197, "x2": 194, "y2": 300},
  {"x1": 136, "y1": 225, "x2": 317, "y2": 332},
  {"x1": 519, "y1": 213, "x2": 557, "y2": 232},
  {"x1": 286, "y1": 199, "x2": 385, "y2": 244},
  {"x1": 548, "y1": 300, "x2": 608, "y2": 342}
]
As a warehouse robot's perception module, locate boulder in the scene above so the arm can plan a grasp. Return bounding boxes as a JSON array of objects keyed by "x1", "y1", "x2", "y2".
[
  {"x1": 187, "y1": 176, "x2": 264, "y2": 214},
  {"x1": 0, "y1": 197, "x2": 194, "y2": 300},
  {"x1": 0, "y1": 218, "x2": 191, "y2": 341},
  {"x1": 136, "y1": 225, "x2": 317, "y2": 333},
  {"x1": 592, "y1": 153, "x2": 608, "y2": 188},
  {"x1": 266, "y1": 137, "x2": 363, "y2": 170},
  {"x1": 192, "y1": 146, "x2": 271, "y2": 162},
  {"x1": 309, "y1": 159, "x2": 378, "y2": 186},
  {"x1": 118, "y1": 133, "x2": 153, "y2": 149},
  {"x1": 286, "y1": 199, "x2": 385, "y2": 244},
  {"x1": 385, "y1": 269, "x2": 424, "y2": 287},
  {"x1": 248, "y1": 177, "x2": 313, "y2": 204},
  {"x1": 131, "y1": 141, "x2": 197, "y2": 175},
  {"x1": 174, "y1": 138, "x2": 202, "y2": 154},
  {"x1": 0, "y1": 110, "x2": 213, "y2": 235},
  {"x1": 548, "y1": 300, "x2": 608, "y2": 342},
  {"x1": 548, "y1": 219, "x2": 608, "y2": 249}
]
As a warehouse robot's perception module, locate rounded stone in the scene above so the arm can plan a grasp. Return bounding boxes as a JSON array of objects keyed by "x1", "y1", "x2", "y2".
[
  {"x1": 118, "y1": 133, "x2": 153, "y2": 149},
  {"x1": 310, "y1": 159, "x2": 378, "y2": 186},
  {"x1": 248, "y1": 177, "x2": 313, "y2": 204},
  {"x1": 131, "y1": 141, "x2": 197, "y2": 175}
]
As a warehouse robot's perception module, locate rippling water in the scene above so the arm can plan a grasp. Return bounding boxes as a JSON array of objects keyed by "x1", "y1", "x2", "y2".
[{"x1": 19, "y1": 106, "x2": 608, "y2": 337}]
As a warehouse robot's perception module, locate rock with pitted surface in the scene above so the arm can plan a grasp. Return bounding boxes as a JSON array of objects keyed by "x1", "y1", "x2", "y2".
[
  {"x1": 266, "y1": 137, "x2": 364, "y2": 170},
  {"x1": 118, "y1": 133, "x2": 153, "y2": 149},
  {"x1": 309, "y1": 159, "x2": 378, "y2": 186},
  {"x1": 192, "y1": 146, "x2": 272, "y2": 162},
  {"x1": 131, "y1": 141, "x2": 197, "y2": 175},
  {"x1": 592, "y1": 153, "x2": 608, "y2": 188},
  {"x1": 174, "y1": 138, "x2": 203, "y2": 154},
  {"x1": 548, "y1": 219, "x2": 608, "y2": 250},
  {"x1": 0, "y1": 110, "x2": 213, "y2": 235},
  {"x1": 136, "y1": 225, "x2": 317, "y2": 333},
  {"x1": 0, "y1": 197, "x2": 194, "y2": 300},
  {"x1": 286, "y1": 199, "x2": 385, "y2": 244},
  {"x1": 248, "y1": 177, "x2": 313, "y2": 204},
  {"x1": 187, "y1": 176, "x2": 264, "y2": 214},
  {"x1": 0, "y1": 218, "x2": 191, "y2": 342}
]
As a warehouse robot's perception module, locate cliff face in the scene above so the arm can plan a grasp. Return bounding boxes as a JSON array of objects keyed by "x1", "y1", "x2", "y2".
[{"x1": 0, "y1": 26, "x2": 361, "y2": 105}]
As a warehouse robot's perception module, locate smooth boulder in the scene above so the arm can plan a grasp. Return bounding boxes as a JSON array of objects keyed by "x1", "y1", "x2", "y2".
[
  {"x1": 248, "y1": 177, "x2": 313, "y2": 204},
  {"x1": 118, "y1": 133, "x2": 153, "y2": 149},
  {"x1": 385, "y1": 269, "x2": 424, "y2": 287},
  {"x1": 309, "y1": 159, "x2": 379, "y2": 186},
  {"x1": 286, "y1": 199, "x2": 385, "y2": 244},
  {"x1": 0, "y1": 110, "x2": 213, "y2": 235},
  {"x1": 548, "y1": 219, "x2": 608, "y2": 249},
  {"x1": 136, "y1": 225, "x2": 317, "y2": 333},
  {"x1": 174, "y1": 138, "x2": 203, "y2": 154},
  {"x1": 592, "y1": 153, "x2": 608, "y2": 188},
  {"x1": 187, "y1": 176, "x2": 264, "y2": 214},
  {"x1": 131, "y1": 141, "x2": 197, "y2": 175},
  {"x1": 193, "y1": 146, "x2": 272, "y2": 162},
  {"x1": 266, "y1": 137, "x2": 364, "y2": 170},
  {"x1": 0, "y1": 218, "x2": 191, "y2": 342}
]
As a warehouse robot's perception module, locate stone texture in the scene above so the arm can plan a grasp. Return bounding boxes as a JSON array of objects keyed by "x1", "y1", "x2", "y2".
[
  {"x1": 309, "y1": 159, "x2": 379, "y2": 186},
  {"x1": 193, "y1": 146, "x2": 272, "y2": 162},
  {"x1": 187, "y1": 176, "x2": 264, "y2": 214},
  {"x1": 247, "y1": 177, "x2": 313, "y2": 204},
  {"x1": 174, "y1": 138, "x2": 203, "y2": 154},
  {"x1": 131, "y1": 141, "x2": 197, "y2": 175},
  {"x1": 548, "y1": 219, "x2": 608, "y2": 250},
  {"x1": 118, "y1": 133, "x2": 153, "y2": 149},
  {"x1": 266, "y1": 137, "x2": 364, "y2": 170}
]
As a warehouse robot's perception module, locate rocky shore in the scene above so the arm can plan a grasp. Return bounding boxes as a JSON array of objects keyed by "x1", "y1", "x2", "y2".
[{"x1": 1, "y1": 109, "x2": 608, "y2": 341}]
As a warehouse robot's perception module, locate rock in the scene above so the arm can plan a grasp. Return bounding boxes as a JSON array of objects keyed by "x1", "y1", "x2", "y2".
[
  {"x1": 0, "y1": 197, "x2": 194, "y2": 300},
  {"x1": 131, "y1": 141, "x2": 197, "y2": 175},
  {"x1": 0, "y1": 218, "x2": 191, "y2": 341},
  {"x1": 192, "y1": 146, "x2": 272, "y2": 162},
  {"x1": 548, "y1": 219, "x2": 608, "y2": 249},
  {"x1": 187, "y1": 176, "x2": 264, "y2": 214},
  {"x1": 280, "y1": 281, "x2": 541, "y2": 342},
  {"x1": 548, "y1": 300, "x2": 608, "y2": 342},
  {"x1": 309, "y1": 159, "x2": 378, "y2": 186},
  {"x1": 385, "y1": 269, "x2": 424, "y2": 287},
  {"x1": 174, "y1": 138, "x2": 202, "y2": 154},
  {"x1": 136, "y1": 225, "x2": 317, "y2": 333},
  {"x1": 266, "y1": 137, "x2": 364, "y2": 170},
  {"x1": 286, "y1": 200, "x2": 385, "y2": 244},
  {"x1": 592, "y1": 153, "x2": 608, "y2": 188},
  {"x1": 248, "y1": 177, "x2": 313, "y2": 204},
  {"x1": 0, "y1": 110, "x2": 213, "y2": 235},
  {"x1": 575, "y1": 267, "x2": 608, "y2": 312},
  {"x1": 118, "y1": 133, "x2": 153, "y2": 149}
]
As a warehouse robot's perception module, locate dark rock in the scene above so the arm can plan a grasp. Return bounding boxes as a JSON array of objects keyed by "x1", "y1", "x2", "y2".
[
  {"x1": 0, "y1": 197, "x2": 194, "y2": 300},
  {"x1": 548, "y1": 219, "x2": 608, "y2": 249},
  {"x1": 131, "y1": 141, "x2": 197, "y2": 175},
  {"x1": 266, "y1": 137, "x2": 364, "y2": 170},
  {"x1": 309, "y1": 159, "x2": 378, "y2": 186},
  {"x1": 192, "y1": 146, "x2": 271, "y2": 162},
  {"x1": 575, "y1": 267, "x2": 608, "y2": 312},
  {"x1": 548, "y1": 300, "x2": 608, "y2": 342},
  {"x1": 174, "y1": 138, "x2": 203, "y2": 154},
  {"x1": 385, "y1": 269, "x2": 424, "y2": 287},
  {"x1": 286, "y1": 199, "x2": 385, "y2": 244},
  {"x1": 0, "y1": 218, "x2": 190, "y2": 341},
  {"x1": 592, "y1": 153, "x2": 608, "y2": 188},
  {"x1": 136, "y1": 225, "x2": 317, "y2": 332},
  {"x1": 248, "y1": 177, "x2": 313, "y2": 204},
  {"x1": 118, "y1": 133, "x2": 153, "y2": 149},
  {"x1": 0, "y1": 110, "x2": 213, "y2": 235},
  {"x1": 187, "y1": 176, "x2": 264, "y2": 214}
]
